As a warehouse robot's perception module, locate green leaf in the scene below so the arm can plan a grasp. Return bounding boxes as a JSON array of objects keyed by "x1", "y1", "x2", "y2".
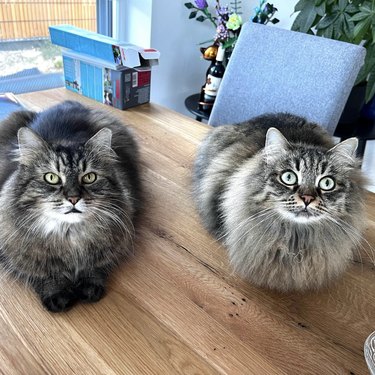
[
  {"x1": 333, "y1": 13, "x2": 345, "y2": 39},
  {"x1": 294, "y1": 0, "x2": 311, "y2": 12},
  {"x1": 222, "y1": 36, "x2": 238, "y2": 49},
  {"x1": 343, "y1": 13, "x2": 355, "y2": 40},
  {"x1": 338, "y1": 0, "x2": 348, "y2": 12},
  {"x1": 184, "y1": 2, "x2": 194, "y2": 9},
  {"x1": 352, "y1": 0, "x2": 363, "y2": 6},
  {"x1": 353, "y1": 17, "x2": 372, "y2": 43},
  {"x1": 365, "y1": 44, "x2": 375, "y2": 71},
  {"x1": 189, "y1": 11, "x2": 197, "y2": 19},
  {"x1": 356, "y1": 64, "x2": 368, "y2": 84},
  {"x1": 315, "y1": 0, "x2": 325, "y2": 6},
  {"x1": 196, "y1": 15, "x2": 206, "y2": 22},
  {"x1": 365, "y1": 71, "x2": 375, "y2": 102},
  {"x1": 359, "y1": 4, "x2": 373, "y2": 14},
  {"x1": 316, "y1": 13, "x2": 339, "y2": 29},
  {"x1": 345, "y1": 4, "x2": 359, "y2": 14},
  {"x1": 350, "y1": 12, "x2": 371, "y2": 22},
  {"x1": 316, "y1": 2, "x2": 326, "y2": 16},
  {"x1": 356, "y1": 44, "x2": 375, "y2": 84},
  {"x1": 292, "y1": 2, "x2": 319, "y2": 32}
]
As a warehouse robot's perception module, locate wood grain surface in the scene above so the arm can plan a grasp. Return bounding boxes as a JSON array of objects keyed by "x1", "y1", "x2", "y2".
[{"x1": 0, "y1": 88, "x2": 374, "y2": 375}]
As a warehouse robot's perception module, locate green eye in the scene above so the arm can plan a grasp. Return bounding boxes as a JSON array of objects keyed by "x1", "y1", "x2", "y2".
[
  {"x1": 82, "y1": 172, "x2": 97, "y2": 184},
  {"x1": 319, "y1": 176, "x2": 335, "y2": 191},
  {"x1": 280, "y1": 170, "x2": 298, "y2": 186},
  {"x1": 44, "y1": 173, "x2": 60, "y2": 185}
]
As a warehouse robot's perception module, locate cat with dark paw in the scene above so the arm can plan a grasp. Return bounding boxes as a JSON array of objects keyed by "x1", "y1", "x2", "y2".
[
  {"x1": 41, "y1": 290, "x2": 77, "y2": 312},
  {"x1": 75, "y1": 279, "x2": 106, "y2": 303},
  {"x1": 0, "y1": 101, "x2": 141, "y2": 311}
]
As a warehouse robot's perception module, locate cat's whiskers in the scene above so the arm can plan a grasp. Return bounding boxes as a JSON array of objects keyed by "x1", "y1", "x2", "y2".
[{"x1": 89, "y1": 203, "x2": 134, "y2": 244}]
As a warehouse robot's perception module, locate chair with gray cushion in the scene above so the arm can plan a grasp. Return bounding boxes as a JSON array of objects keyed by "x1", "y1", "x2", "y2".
[{"x1": 208, "y1": 22, "x2": 366, "y2": 135}]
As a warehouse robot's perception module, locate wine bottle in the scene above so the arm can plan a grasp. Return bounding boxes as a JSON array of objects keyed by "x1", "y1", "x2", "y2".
[{"x1": 199, "y1": 44, "x2": 225, "y2": 111}]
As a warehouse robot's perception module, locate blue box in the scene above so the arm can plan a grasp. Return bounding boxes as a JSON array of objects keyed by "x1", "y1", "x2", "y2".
[{"x1": 49, "y1": 24, "x2": 159, "y2": 69}]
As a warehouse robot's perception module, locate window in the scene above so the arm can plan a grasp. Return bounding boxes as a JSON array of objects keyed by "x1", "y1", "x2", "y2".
[{"x1": 0, "y1": 0, "x2": 98, "y2": 94}]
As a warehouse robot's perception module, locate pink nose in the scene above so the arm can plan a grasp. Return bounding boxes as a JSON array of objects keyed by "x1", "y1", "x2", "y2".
[
  {"x1": 68, "y1": 196, "x2": 80, "y2": 205},
  {"x1": 300, "y1": 195, "x2": 315, "y2": 206}
]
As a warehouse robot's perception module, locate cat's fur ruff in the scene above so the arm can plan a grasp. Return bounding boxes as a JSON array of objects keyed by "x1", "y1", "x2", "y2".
[
  {"x1": 193, "y1": 113, "x2": 366, "y2": 292},
  {"x1": 0, "y1": 101, "x2": 140, "y2": 311}
]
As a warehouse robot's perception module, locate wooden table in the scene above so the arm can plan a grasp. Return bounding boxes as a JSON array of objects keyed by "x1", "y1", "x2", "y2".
[{"x1": 1, "y1": 88, "x2": 375, "y2": 375}]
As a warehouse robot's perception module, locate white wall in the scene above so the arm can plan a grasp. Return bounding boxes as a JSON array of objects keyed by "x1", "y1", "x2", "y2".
[{"x1": 116, "y1": 0, "x2": 374, "y2": 192}]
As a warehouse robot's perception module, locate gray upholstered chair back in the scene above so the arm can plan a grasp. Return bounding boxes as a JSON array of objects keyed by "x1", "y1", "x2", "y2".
[{"x1": 208, "y1": 22, "x2": 366, "y2": 135}]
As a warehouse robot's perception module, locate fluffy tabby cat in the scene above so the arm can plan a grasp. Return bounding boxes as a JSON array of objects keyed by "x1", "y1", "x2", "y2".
[
  {"x1": 0, "y1": 101, "x2": 140, "y2": 312},
  {"x1": 193, "y1": 113, "x2": 366, "y2": 292}
]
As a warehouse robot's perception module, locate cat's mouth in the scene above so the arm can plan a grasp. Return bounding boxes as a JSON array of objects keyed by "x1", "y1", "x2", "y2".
[
  {"x1": 295, "y1": 208, "x2": 313, "y2": 217},
  {"x1": 291, "y1": 207, "x2": 323, "y2": 223},
  {"x1": 65, "y1": 207, "x2": 82, "y2": 214}
]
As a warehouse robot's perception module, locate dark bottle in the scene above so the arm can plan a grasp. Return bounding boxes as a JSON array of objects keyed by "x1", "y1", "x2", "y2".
[{"x1": 199, "y1": 45, "x2": 225, "y2": 112}]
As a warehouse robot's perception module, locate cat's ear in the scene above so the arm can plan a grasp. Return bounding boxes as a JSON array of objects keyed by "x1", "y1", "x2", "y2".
[
  {"x1": 85, "y1": 128, "x2": 112, "y2": 152},
  {"x1": 329, "y1": 137, "x2": 358, "y2": 159},
  {"x1": 17, "y1": 127, "x2": 49, "y2": 163},
  {"x1": 264, "y1": 127, "x2": 289, "y2": 164}
]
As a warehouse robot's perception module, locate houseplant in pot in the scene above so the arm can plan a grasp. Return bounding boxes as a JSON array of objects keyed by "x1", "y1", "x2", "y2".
[{"x1": 291, "y1": 0, "x2": 375, "y2": 121}]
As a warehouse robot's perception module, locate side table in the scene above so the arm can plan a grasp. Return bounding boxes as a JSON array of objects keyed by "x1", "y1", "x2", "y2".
[{"x1": 184, "y1": 93, "x2": 211, "y2": 122}]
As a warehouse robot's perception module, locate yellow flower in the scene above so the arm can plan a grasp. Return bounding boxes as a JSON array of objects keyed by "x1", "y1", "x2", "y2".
[{"x1": 226, "y1": 13, "x2": 242, "y2": 31}]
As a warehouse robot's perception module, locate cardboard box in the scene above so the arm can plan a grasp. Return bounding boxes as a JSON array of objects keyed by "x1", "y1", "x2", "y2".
[
  {"x1": 62, "y1": 50, "x2": 151, "y2": 110},
  {"x1": 49, "y1": 25, "x2": 159, "y2": 110},
  {"x1": 49, "y1": 24, "x2": 159, "y2": 69}
]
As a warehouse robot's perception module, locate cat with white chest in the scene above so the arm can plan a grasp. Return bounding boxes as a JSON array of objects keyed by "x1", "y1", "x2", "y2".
[
  {"x1": 193, "y1": 113, "x2": 366, "y2": 292},
  {"x1": 0, "y1": 101, "x2": 140, "y2": 312}
]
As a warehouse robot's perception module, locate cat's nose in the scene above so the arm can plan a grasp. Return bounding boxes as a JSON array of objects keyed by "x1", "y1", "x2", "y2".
[
  {"x1": 300, "y1": 194, "x2": 315, "y2": 206},
  {"x1": 68, "y1": 196, "x2": 80, "y2": 205}
]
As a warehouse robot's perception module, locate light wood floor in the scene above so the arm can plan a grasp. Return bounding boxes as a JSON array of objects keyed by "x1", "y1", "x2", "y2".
[{"x1": 1, "y1": 88, "x2": 375, "y2": 374}]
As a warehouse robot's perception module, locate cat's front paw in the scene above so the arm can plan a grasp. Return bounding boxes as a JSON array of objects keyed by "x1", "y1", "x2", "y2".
[
  {"x1": 76, "y1": 281, "x2": 105, "y2": 303},
  {"x1": 41, "y1": 290, "x2": 76, "y2": 312}
]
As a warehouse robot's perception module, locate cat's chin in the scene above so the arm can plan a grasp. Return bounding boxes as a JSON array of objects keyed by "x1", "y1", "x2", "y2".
[
  {"x1": 60, "y1": 212, "x2": 84, "y2": 224},
  {"x1": 47, "y1": 211, "x2": 84, "y2": 225},
  {"x1": 278, "y1": 209, "x2": 322, "y2": 224}
]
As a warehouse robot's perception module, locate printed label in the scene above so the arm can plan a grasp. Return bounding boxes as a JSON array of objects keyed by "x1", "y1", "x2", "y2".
[
  {"x1": 132, "y1": 72, "x2": 138, "y2": 88},
  {"x1": 204, "y1": 74, "x2": 222, "y2": 96}
]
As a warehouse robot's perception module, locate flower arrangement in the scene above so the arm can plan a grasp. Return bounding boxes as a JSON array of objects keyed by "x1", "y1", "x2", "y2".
[{"x1": 185, "y1": 0, "x2": 279, "y2": 49}]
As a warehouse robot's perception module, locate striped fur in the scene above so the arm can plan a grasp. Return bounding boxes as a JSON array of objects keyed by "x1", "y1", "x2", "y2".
[
  {"x1": 193, "y1": 113, "x2": 366, "y2": 292},
  {"x1": 0, "y1": 101, "x2": 141, "y2": 311}
]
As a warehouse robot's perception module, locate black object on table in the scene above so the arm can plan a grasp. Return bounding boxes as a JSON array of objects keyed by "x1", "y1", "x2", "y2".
[
  {"x1": 184, "y1": 93, "x2": 375, "y2": 158},
  {"x1": 184, "y1": 93, "x2": 211, "y2": 122},
  {"x1": 334, "y1": 117, "x2": 375, "y2": 158}
]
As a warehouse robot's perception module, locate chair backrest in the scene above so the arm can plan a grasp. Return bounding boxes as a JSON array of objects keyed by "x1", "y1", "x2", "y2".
[{"x1": 208, "y1": 22, "x2": 366, "y2": 135}]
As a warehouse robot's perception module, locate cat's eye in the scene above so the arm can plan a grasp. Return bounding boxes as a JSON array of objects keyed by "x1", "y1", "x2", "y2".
[
  {"x1": 44, "y1": 172, "x2": 60, "y2": 185},
  {"x1": 319, "y1": 176, "x2": 335, "y2": 191},
  {"x1": 280, "y1": 170, "x2": 298, "y2": 186},
  {"x1": 82, "y1": 172, "x2": 97, "y2": 184}
]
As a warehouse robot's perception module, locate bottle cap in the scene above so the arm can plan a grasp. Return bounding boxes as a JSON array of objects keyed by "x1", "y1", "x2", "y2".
[{"x1": 216, "y1": 45, "x2": 225, "y2": 62}]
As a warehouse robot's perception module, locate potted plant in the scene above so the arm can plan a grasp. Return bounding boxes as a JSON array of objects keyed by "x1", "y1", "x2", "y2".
[{"x1": 291, "y1": 0, "x2": 375, "y2": 120}]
